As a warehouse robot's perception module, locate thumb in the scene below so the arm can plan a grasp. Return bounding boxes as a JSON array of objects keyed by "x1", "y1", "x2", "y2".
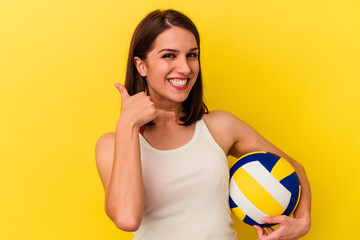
[{"x1": 115, "y1": 83, "x2": 130, "y2": 102}]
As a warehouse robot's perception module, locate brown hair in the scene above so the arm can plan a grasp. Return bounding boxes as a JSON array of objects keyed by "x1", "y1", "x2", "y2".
[{"x1": 124, "y1": 9, "x2": 208, "y2": 126}]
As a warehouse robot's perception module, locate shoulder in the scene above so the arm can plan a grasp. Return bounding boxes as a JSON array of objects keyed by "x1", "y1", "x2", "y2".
[
  {"x1": 202, "y1": 110, "x2": 248, "y2": 156},
  {"x1": 203, "y1": 110, "x2": 248, "y2": 132},
  {"x1": 203, "y1": 110, "x2": 264, "y2": 158},
  {"x1": 97, "y1": 131, "x2": 115, "y2": 142},
  {"x1": 96, "y1": 132, "x2": 115, "y2": 155},
  {"x1": 203, "y1": 110, "x2": 238, "y2": 121},
  {"x1": 202, "y1": 111, "x2": 298, "y2": 164}
]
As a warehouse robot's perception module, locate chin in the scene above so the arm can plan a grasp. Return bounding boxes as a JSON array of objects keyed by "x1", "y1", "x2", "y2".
[{"x1": 172, "y1": 93, "x2": 191, "y2": 103}]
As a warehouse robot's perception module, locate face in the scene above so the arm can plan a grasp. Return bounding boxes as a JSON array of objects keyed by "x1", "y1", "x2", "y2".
[{"x1": 135, "y1": 27, "x2": 200, "y2": 105}]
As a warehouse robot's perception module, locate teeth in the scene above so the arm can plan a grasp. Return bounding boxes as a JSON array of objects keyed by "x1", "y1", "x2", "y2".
[{"x1": 169, "y1": 78, "x2": 188, "y2": 87}]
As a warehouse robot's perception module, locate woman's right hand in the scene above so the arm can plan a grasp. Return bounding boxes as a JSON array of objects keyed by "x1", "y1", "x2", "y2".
[{"x1": 115, "y1": 83, "x2": 174, "y2": 128}]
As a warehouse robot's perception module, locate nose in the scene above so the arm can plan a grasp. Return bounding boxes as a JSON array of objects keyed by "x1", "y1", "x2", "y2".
[{"x1": 175, "y1": 56, "x2": 191, "y2": 75}]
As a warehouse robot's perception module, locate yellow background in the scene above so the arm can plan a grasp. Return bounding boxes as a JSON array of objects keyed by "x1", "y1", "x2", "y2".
[{"x1": 1, "y1": 0, "x2": 359, "y2": 239}]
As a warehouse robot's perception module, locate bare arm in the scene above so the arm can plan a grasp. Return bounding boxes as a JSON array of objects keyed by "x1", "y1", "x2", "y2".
[
  {"x1": 96, "y1": 121, "x2": 143, "y2": 232},
  {"x1": 207, "y1": 111, "x2": 311, "y2": 239},
  {"x1": 95, "y1": 83, "x2": 173, "y2": 231},
  {"x1": 227, "y1": 113, "x2": 311, "y2": 226}
]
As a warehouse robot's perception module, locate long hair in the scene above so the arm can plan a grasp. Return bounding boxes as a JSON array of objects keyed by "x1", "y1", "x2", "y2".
[{"x1": 125, "y1": 9, "x2": 208, "y2": 126}]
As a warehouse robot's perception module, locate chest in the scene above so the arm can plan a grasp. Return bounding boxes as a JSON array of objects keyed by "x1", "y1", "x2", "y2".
[
  {"x1": 142, "y1": 124, "x2": 196, "y2": 150},
  {"x1": 139, "y1": 135, "x2": 230, "y2": 212}
]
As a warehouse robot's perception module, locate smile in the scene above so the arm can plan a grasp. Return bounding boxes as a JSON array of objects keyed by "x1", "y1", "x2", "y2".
[{"x1": 168, "y1": 78, "x2": 189, "y2": 89}]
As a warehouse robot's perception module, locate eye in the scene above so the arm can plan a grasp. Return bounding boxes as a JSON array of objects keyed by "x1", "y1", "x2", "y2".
[
  {"x1": 162, "y1": 53, "x2": 176, "y2": 58},
  {"x1": 187, "y1": 53, "x2": 198, "y2": 58}
]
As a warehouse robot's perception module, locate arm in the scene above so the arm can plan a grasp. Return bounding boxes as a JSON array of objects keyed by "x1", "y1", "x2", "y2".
[
  {"x1": 234, "y1": 126, "x2": 311, "y2": 239},
  {"x1": 95, "y1": 83, "x2": 174, "y2": 231},
  {"x1": 96, "y1": 121, "x2": 143, "y2": 232},
  {"x1": 213, "y1": 111, "x2": 311, "y2": 239}
]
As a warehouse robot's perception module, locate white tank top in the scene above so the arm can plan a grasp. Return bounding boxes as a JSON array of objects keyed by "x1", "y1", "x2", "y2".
[{"x1": 134, "y1": 119, "x2": 237, "y2": 240}]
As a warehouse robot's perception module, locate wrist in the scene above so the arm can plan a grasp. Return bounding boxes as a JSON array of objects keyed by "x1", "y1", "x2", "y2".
[{"x1": 116, "y1": 115, "x2": 140, "y2": 132}]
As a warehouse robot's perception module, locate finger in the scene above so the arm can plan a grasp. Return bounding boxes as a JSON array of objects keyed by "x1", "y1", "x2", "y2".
[
  {"x1": 114, "y1": 83, "x2": 130, "y2": 101},
  {"x1": 253, "y1": 225, "x2": 265, "y2": 238},
  {"x1": 156, "y1": 109, "x2": 175, "y2": 118},
  {"x1": 266, "y1": 227, "x2": 275, "y2": 233},
  {"x1": 262, "y1": 215, "x2": 287, "y2": 225},
  {"x1": 258, "y1": 230, "x2": 278, "y2": 240}
]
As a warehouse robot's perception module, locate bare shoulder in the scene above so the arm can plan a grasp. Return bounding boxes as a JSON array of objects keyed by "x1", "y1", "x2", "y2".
[
  {"x1": 202, "y1": 110, "x2": 246, "y2": 156},
  {"x1": 96, "y1": 132, "x2": 115, "y2": 159},
  {"x1": 203, "y1": 110, "x2": 263, "y2": 158},
  {"x1": 95, "y1": 132, "x2": 116, "y2": 192},
  {"x1": 203, "y1": 111, "x2": 304, "y2": 172},
  {"x1": 203, "y1": 110, "x2": 248, "y2": 134},
  {"x1": 203, "y1": 110, "x2": 239, "y2": 123},
  {"x1": 96, "y1": 132, "x2": 115, "y2": 144}
]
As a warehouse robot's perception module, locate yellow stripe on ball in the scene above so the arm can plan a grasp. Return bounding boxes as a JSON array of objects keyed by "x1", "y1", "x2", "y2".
[
  {"x1": 233, "y1": 167, "x2": 285, "y2": 216},
  {"x1": 271, "y1": 157, "x2": 295, "y2": 181},
  {"x1": 232, "y1": 207, "x2": 246, "y2": 221},
  {"x1": 240, "y1": 151, "x2": 267, "y2": 159}
]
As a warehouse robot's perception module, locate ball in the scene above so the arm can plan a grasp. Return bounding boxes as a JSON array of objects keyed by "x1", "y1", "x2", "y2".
[{"x1": 229, "y1": 151, "x2": 301, "y2": 227}]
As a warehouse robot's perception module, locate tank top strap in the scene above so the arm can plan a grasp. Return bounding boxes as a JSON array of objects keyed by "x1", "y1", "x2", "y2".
[{"x1": 198, "y1": 118, "x2": 227, "y2": 158}]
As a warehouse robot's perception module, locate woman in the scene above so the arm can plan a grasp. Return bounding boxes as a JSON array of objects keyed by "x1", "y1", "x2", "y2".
[{"x1": 95, "y1": 9, "x2": 311, "y2": 240}]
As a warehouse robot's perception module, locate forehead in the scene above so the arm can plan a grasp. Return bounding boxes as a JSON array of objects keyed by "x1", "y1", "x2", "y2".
[{"x1": 151, "y1": 27, "x2": 198, "y2": 51}]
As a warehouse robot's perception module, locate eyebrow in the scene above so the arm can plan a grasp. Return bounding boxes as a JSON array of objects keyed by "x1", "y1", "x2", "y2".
[{"x1": 157, "y1": 47, "x2": 199, "y2": 54}]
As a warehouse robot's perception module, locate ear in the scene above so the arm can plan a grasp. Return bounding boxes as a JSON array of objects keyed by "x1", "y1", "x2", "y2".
[{"x1": 134, "y1": 57, "x2": 147, "y2": 77}]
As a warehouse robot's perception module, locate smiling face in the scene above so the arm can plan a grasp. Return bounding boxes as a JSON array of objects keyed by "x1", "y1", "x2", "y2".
[{"x1": 135, "y1": 27, "x2": 200, "y2": 105}]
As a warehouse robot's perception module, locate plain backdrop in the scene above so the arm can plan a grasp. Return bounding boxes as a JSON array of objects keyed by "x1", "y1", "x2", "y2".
[{"x1": 1, "y1": 0, "x2": 359, "y2": 239}]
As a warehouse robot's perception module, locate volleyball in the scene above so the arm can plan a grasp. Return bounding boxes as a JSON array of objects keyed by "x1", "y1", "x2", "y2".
[{"x1": 229, "y1": 151, "x2": 301, "y2": 227}]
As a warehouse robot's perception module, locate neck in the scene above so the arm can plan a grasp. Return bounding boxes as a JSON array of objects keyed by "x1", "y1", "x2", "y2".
[
  {"x1": 149, "y1": 94, "x2": 185, "y2": 126},
  {"x1": 153, "y1": 103, "x2": 184, "y2": 126}
]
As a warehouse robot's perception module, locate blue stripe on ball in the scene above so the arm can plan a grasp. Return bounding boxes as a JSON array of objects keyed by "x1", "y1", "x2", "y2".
[
  {"x1": 258, "y1": 153, "x2": 281, "y2": 172},
  {"x1": 259, "y1": 223, "x2": 277, "y2": 228},
  {"x1": 283, "y1": 184, "x2": 300, "y2": 216},
  {"x1": 281, "y1": 172, "x2": 301, "y2": 215},
  {"x1": 280, "y1": 171, "x2": 300, "y2": 192},
  {"x1": 229, "y1": 152, "x2": 280, "y2": 177},
  {"x1": 243, "y1": 215, "x2": 276, "y2": 227},
  {"x1": 229, "y1": 196, "x2": 237, "y2": 208},
  {"x1": 243, "y1": 215, "x2": 258, "y2": 226}
]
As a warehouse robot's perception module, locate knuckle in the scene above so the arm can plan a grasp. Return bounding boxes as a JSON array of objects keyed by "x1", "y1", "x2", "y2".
[
  {"x1": 149, "y1": 108, "x2": 156, "y2": 115},
  {"x1": 147, "y1": 103, "x2": 155, "y2": 111},
  {"x1": 144, "y1": 96, "x2": 151, "y2": 103}
]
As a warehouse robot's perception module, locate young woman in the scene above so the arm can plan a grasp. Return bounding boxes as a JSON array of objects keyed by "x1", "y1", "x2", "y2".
[{"x1": 95, "y1": 9, "x2": 311, "y2": 240}]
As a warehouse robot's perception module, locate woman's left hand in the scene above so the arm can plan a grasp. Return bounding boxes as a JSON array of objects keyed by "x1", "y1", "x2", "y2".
[{"x1": 253, "y1": 215, "x2": 310, "y2": 240}]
